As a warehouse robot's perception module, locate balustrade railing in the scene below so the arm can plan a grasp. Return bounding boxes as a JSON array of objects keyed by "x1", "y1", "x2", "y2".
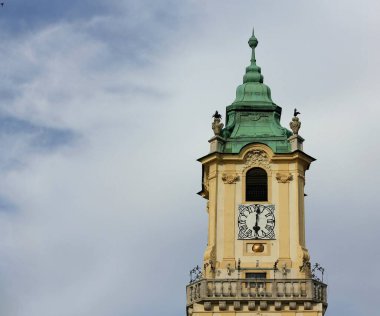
[{"x1": 186, "y1": 278, "x2": 327, "y2": 305}]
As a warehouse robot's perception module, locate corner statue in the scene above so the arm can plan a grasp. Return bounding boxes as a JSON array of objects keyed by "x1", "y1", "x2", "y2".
[
  {"x1": 211, "y1": 111, "x2": 224, "y2": 136},
  {"x1": 290, "y1": 108, "x2": 301, "y2": 135}
]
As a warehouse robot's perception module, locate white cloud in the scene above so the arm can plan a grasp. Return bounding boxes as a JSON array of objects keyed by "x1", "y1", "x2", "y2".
[{"x1": 0, "y1": 0, "x2": 379, "y2": 315}]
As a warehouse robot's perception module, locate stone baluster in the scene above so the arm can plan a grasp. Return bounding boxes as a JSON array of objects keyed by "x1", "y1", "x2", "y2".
[
  {"x1": 266, "y1": 280, "x2": 272, "y2": 297},
  {"x1": 317, "y1": 284, "x2": 322, "y2": 300},
  {"x1": 206, "y1": 281, "x2": 211, "y2": 297},
  {"x1": 187, "y1": 285, "x2": 192, "y2": 303},
  {"x1": 242, "y1": 281, "x2": 248, "y2": 297},
  {"x1": 293, "y1": 280, "x2": 300, "y2": 297},
  {"x1": 306, "y1": 280, "x2": 313, "y2": 299},
  {"x1": 228, "y1": 280, "x2": 233, "y2": 297},
  {"x1": 313, "y1": 282, "x2": 318, "y2": 300},
  {"x1": 272, "y1": 279, "x2": 278, "y2": 298},
  {"x1": 277, "y1": 281, "x2": 284, "y2": 297},
  {"x1": 215, "y1": 281, "x2": 221, "y2": 297},
  {"x1": 251, "y1": 282, "x2": 257, "y2": 297},
  {"x1": 199, "y1": 281, "x2": 206, "y2": 299},
  {"x1": 223, "y1": 281, "x2": 227, "y2": 297},
  {"x1": 236, "y1": 280, "x2": 242, "y2": 297},
  {"x1": 301, "y1": 281, "x2": 307, "y2": 297},
  {"x1": 246, "y1": 281, "x2": 251, "y2": 297},
  {"x1": 248, "y1": 281, "x2": 255, "y2": 297},
  {"x1": 285, "y1": 282, "x2": 291, "y2": 297}
]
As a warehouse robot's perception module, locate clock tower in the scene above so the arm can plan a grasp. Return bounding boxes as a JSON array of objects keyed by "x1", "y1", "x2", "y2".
[{"x1": 186, "y1": 30, "x2": 328, "y2": 315}]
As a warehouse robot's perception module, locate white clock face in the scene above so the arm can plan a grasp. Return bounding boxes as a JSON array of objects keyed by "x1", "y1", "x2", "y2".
[{"x1": 237, "y1": 204, "x2": 275, "y2": 240}]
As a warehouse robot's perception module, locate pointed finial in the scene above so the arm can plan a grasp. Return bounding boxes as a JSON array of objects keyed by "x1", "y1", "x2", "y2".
[
  {"x1": 248, "y1": 27, "x2": 258, "y2": 62},
  {"x1": 243, "y1": 27, "x2": 263, "y2": 84},
  {"x1": 248, "y1": 27, "x2": 258, "y2": 47}
]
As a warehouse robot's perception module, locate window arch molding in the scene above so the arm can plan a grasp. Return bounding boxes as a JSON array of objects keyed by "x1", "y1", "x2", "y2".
[{"x1": 240, "y1": 146, "x2": 273, "y2": 203}]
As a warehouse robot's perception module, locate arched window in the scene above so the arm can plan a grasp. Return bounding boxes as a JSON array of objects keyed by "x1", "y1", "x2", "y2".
[{"x1": 246, "y1": 167, "x2": 268, "y2": 201}]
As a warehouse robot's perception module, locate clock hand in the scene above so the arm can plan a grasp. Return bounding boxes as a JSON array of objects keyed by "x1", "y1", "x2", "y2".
[{"x1": 253, "y1": 212, "x2": 260, "y2": 235}]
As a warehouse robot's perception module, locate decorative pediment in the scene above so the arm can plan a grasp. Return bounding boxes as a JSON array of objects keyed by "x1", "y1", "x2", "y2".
[{"x1": 243, "y1": 149, "x2": 271, "y2": 171}]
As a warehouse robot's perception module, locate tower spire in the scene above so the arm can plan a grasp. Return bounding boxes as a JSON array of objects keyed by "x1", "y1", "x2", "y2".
[
  {"x1": 243, "y1": 27, "x2": 264, "y2": 84},
  {"x1": 221, "y1": 29, "x2": 292, "y2": 154}
]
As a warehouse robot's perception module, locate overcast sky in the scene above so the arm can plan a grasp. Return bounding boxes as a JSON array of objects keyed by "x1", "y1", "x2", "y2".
[{"x1": 0, "y1": 1, "x2": 379, "y2": 315}]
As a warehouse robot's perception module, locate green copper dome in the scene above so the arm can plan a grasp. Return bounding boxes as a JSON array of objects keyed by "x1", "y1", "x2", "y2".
[{"x1": 221, "y1": 29, "x2": 292, "y2": 153}]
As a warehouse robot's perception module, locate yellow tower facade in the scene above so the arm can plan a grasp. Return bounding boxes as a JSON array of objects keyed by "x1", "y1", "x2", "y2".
[{"x1": 186, "y1": 30, "x2": 327, "y2": 316}]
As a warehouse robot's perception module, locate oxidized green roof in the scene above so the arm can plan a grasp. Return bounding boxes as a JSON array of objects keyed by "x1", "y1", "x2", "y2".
[{"x1": 221, "y1": 29, "x2": 292, "y2": 153}]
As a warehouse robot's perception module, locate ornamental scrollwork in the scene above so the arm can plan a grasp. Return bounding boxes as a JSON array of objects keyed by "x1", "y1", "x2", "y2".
[
  {"x1": 299, "y1": 256, "x2": 311, "y2": 276},
  {"x1": 189, "y1": 265, "x2": 203, "y2": 284},
  {"x1": 244, "y1": 150, "x2": 271, "y2": 171},
  {"x1": 203, "y1": 245, "x2": 216, "y2": 276},
  {"x1": 222, "y1": 173, "x2": 240, "y2": 184},
  {"x1": 276, "y1": 173, "x2": 293, "y2": 183}
]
